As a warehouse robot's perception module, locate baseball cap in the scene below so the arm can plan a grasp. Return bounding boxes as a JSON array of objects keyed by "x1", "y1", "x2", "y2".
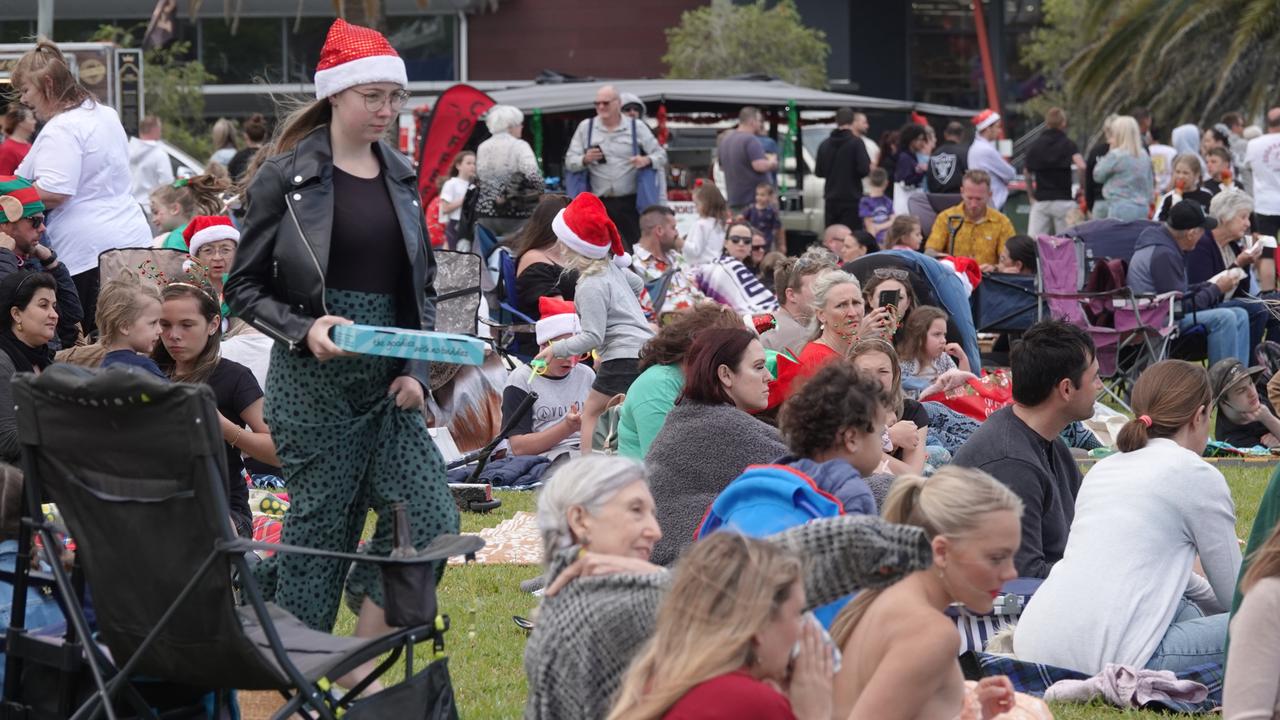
[
  {"x1": 1208, "y1": 358, "x2": 1262, "y2": 404},
  {"x1": 1168, "y1": 200, "x2": 1218, "y2": 231}
]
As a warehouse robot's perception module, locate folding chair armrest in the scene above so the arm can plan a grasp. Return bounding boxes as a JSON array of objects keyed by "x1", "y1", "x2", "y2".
[
  {"x1": 222, "y1": 533, "x2": 485, "y2": 565},
  {"x1": 497, "y1": 303, "x2": 537, "y2": 325},
  {"x1": 1041, "y1": 289, "x2": 1132, "y2": 300},
  {"x1": 0, "y1": 567, "x2": 57, "y2": 590},
  {"x1": 479, "y1": 316, "x2": 537, "y2": 334}
]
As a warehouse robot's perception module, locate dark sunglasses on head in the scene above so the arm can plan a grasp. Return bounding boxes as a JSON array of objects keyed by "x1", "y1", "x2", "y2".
[
  {"x1": 873, "y1": 267, "x2": 910, "y2": 281},
  {"x1": 727, "y1": 234, "x2": 753, "y2": 244}
]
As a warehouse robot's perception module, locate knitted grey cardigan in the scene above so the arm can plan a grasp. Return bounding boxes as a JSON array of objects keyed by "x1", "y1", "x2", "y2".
[
  {"x1": 521, "y1": 515, "x2": 932, "y2": 720},
  {"x1": 644, "y1": 400, "x2": 788, "y2": 566}
]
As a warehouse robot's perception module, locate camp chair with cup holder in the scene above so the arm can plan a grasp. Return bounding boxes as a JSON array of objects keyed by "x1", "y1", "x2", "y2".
[{"x1": 3, "y1": 366, "x2": 482, "y2": 720}]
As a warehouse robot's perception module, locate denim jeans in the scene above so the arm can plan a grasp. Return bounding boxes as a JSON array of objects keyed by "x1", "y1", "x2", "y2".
[
  {"x1": 1179, "y1": 305, "x2": 1251, "y2": 365},
  {"x1": 1220, "y1": 297, "x2": 1269, "y2": 351},
  {"x1": 1144, "y1": 597, "x2": 1228, "y2": 672}
]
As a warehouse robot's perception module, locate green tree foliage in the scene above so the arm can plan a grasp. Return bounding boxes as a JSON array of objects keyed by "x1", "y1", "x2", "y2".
[
  {"x1": 1029, "y1": 0, "x2": 1280, "y2": 129},
  {"x1": 663, "y1": 0, "x2": 829, "y2": 89},
  {"x1": 91, "y1": 24, "x2": 216, "y2": 160}
]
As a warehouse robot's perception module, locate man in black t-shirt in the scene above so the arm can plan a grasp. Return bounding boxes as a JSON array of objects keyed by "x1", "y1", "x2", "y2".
[
  {"x1": 926, "y1": 122, "x2": 969, "y2": 194},
  {"x1": 1025, "y1": 107, "x2": 1085, "y2": 238}
]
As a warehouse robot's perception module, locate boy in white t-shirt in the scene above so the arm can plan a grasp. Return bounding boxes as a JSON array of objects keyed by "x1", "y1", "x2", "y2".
[
  {"x1": 500, "y1": 298, "x2": 595, "y2": 458},
  {"x1": 438, "y1": 151, "x2": 475, "y2": 249}
]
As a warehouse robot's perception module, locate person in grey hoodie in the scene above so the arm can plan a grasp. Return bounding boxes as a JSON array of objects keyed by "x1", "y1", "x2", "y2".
[
  {"x1": 1128, "y1": 200, "x2": 1251, "y2": 364},
  {"x1": 127, "y1": 115, "x2": 173, "y2": 209}
]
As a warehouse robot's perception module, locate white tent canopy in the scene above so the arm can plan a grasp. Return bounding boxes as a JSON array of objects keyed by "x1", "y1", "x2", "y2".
[{"x1": 487, "y1": 78, "x2": 977, "y2": 118}]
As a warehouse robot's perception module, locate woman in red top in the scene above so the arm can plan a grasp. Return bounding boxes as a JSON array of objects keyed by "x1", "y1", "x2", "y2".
[
  {"x1": 607, "y1": 533, "x2": 834, "y2": 720},
  {"x1": 770, "y1": 269, "x2": 893, "y2": 407},
  {"x1": 0, "y1": 104, "x2": 35, "y2": 175}
]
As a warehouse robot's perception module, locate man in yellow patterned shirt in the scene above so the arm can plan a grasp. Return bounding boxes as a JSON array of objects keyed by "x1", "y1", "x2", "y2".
[{"x1": 925, "y1": 169, "x2": 1016, "y2": 271}]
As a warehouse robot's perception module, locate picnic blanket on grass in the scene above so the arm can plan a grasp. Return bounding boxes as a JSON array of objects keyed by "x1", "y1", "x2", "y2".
[{"x1": 961, "y1": 651, "x2": 1223, "y2": 713}]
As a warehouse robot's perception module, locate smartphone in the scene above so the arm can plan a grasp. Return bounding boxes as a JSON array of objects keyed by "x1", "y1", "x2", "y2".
[
  {"x1": 589, "y1": 144, "x2": 606, "y2": 164},
  {"x1": 879, "y1": 289, "x2": 900, "y2": 309}
]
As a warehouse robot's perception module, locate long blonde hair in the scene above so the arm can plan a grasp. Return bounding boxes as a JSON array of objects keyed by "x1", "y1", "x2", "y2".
[
  {"x1": 1109, "y1": 115, "x2": 1145, "y2": 158},
  {"x1": 559, "y1": 243, "x2": 612, "y2": 277},
  {"x1": 829, "y1": 466, "x2": 1022, "y2": 647},
  {"x1": 607, "y1": 533, "x2": 803, "y2": 720}
]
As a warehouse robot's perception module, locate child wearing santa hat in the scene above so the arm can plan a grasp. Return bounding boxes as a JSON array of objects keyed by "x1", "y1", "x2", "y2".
[
  {"x1": 501, "y1": 297, "x2": 596, "y2": 458},
  {"x1": 532, "y1": 192, "x2": 653, "y2": 452}
]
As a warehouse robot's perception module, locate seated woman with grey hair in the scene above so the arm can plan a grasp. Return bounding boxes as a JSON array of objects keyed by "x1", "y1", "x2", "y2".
[
  {"x1": 523, "y1": 455, "x2": 932, "y2": 720},
  {"x1": 476, "y1": 103, "x2": 544, "y2": 237},
  {"x1": 1186, "y1": 188, "x2": 1272, "y2": 348}
]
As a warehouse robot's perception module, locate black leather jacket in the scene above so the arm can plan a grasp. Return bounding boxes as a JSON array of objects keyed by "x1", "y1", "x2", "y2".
[{"x1": 224, "y1": 126, "x2": 437, "y2": 388}]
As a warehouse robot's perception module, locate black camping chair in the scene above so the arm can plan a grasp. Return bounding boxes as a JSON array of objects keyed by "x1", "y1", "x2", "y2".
[{"x1": 4, "y1": 366, "x2": 482, "y2": 720}]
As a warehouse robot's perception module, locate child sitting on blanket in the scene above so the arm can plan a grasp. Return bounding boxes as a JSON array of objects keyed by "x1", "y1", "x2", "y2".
[
  {"x1": 897, "y1": 305, "x2": 974, "y2": 399},
  {"x1": 504, "y1": 298, "x2": 595, "y2": 459}
]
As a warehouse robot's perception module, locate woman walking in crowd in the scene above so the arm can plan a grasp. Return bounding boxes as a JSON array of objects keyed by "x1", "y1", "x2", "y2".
[
  {"x1": 475, "y1": 104, "x2": 543, "y2": 238},
  {"x1": 0, "y1": 104, "x2": 35, "y2": 175},
  {"x1": 524, "y1": 455, "x2": 932, "y2": 720},
  {"x1": 645, "y1": 327, "x2": 782, "y2": 565},
  {"x1": 513, "y1": 194, "x2": 574, "y2": 321},
  {"x1": 831, "y1": 466, "x2": 1050, "y2": 720},
  {"x1": 1092, "y1": 115, "x2": 1154, "y2": 221},
  {"x1": 616, "y1": 304, "x2": 742, "y2": 460},
  {"x1": 438, "y1": 150, "x2": 476, "y2": 250},
  {"x1": 532, "y1": 192, "x2": 652, "y2": 452},
  {"x1": 0, "y1": 271, "x2": 57, "y2": 464},
  {"x1": 13, "y1": 39, "x2": 153, "y2": 333},
  {"x1": 892, "y1": 123, "x2": 931, "y2": 215},
  {"x1": 1014, "y1": 360, "x2": 1241, "y2": 673},
  {"x1": 1224, "y1": 520, "x2": 1280, "y2": 719},
  {"x1": 225, "y1": 19, "x2": 459, "y2": 640}
]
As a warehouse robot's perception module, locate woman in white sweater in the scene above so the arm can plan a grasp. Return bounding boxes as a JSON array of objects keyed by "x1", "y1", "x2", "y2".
[{"x1": 1014, "y1": 360, "x2": 1242, "y2": 674}]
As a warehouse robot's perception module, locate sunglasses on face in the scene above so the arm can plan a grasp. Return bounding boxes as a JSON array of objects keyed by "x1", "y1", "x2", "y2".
[
  {"x1": 751, "y1": 245, "x2": 767, "y2": 252},
  {"x1": 727, "y1": 234, "x2": 753, "y2": 244},
  {"x1": 25, "y1": 215, "x2": 45, "y2": 228},
  {"x1": 594, "y1": 99, "x2": 618, "y2": 107}
]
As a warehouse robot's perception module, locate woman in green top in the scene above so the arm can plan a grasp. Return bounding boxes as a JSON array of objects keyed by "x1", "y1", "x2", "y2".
[
  {"x1": 617, "y1": 304, "x2": 742, "y2": 459},
  {"x1": 148, "y1": 174, "x2": 228, "y2": 250}
]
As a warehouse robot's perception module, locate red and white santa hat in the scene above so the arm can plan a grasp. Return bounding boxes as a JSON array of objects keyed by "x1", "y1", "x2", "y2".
[
  {"x1": 536, "y1": 297, "x2": 582, "y2": 345},
  {"x1": 313, "y1": 19, "x2": 408, "y2": 100},
  {"x1": 551, "y1": 192, "x2": 630, "y2": 268},
  {"x1": 183, "y1": 215, "x2": 240, "y2": 257},
  {"x1": 972, "y1": 109, "x2": 1001, "y2": 132}
]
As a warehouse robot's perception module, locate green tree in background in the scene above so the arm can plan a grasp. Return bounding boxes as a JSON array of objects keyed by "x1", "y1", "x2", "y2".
[
  {"x1": 1026, "y1": 0, "x2": 1280, "y2": 130},
  {"x1": 91, "y1": 24, "x2": 216, "y2": 161},
  {"x1": 664, "y1": 0, "x2": 829, "y2": 89}
]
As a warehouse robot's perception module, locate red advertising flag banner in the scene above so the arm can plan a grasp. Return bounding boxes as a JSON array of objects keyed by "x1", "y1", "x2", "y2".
[{"x1": 416, "y1": 84, "x2": 496, "y2": 204}]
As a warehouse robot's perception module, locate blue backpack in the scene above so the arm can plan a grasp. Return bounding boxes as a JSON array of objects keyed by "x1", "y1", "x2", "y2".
[{"x1": 694, "y1": 464, "x2": 848, "y2": 627}]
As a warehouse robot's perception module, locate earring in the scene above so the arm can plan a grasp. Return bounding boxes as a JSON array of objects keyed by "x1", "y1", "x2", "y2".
[{"x1": 15, "y1": 321, "x2": 22, "y2": 332}]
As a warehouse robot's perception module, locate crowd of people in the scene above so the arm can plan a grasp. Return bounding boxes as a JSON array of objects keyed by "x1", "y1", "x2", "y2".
[{"x1": 3, "y1": 16, "x2": 1280, "y2": 720}]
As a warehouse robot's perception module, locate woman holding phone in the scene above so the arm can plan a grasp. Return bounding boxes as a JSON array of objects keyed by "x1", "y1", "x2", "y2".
[{"x1": 225, "y1": 19, "x2": 459, "y2": 642}]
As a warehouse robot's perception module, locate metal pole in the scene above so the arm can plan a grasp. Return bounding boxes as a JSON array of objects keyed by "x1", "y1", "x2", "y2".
[
  {"x1": 37, "y1": 0, "x2": 54, "y2": 39},
  {"x1": 457, "y1": 11, "x2": 468, "y2": 82}
]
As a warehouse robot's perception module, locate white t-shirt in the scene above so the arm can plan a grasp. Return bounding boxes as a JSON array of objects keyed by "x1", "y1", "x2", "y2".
[
  {"x1": 439, "y1": 177, "x2": 472, "y2": 222},
  {"x1": 681, "y1": 216, "x2": 725, "y2": 266},
  {"x1": 17, "y1": 101, "x2": 153, "y2": 275},
  {"x1": 1246, "y1": 132, "x2": 1280, "y2": 215}
]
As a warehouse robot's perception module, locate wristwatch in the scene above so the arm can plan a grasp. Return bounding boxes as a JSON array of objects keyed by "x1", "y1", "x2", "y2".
[{"x1": 42, "y1": 248, "x2": 59, "y2": 268}]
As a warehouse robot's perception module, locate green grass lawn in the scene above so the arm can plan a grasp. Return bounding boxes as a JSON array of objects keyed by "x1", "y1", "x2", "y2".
[{"x1": 342, "y1": 462, "x2": 1276, "y2": 719}]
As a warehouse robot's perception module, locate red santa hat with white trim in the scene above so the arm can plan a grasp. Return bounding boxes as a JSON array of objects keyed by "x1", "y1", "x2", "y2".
[
  {"x1": 313, "y1": 19, "x2": 408, "y2": 100},
  {"x1": 183, "y1": 215, "x2": 240, "y2": 257},
  {"x1": 972, "y1": 109, "x2": 1001, "y2": 132},
  {"x1": 536, "y1": 297, "x2": 582, "y2": 345},
  {"x1": 551, "y1": 192, "x2": 631, "y2": 268}
]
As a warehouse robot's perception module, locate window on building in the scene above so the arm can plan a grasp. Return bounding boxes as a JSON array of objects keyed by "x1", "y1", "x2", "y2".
[
  {"x1": 201, "y1": 18, "x2": 283, "y2": 84},
  {"x1": 285, "y1": 17, "x2": 332, "y2": 83},
  {"x1": 384, "y1": 15, "x2": 456, "y2": 82}
]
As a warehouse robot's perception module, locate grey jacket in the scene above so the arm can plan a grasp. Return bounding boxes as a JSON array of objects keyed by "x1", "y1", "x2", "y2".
[
  {"x1": 522, "y1": 515, "x2": 932, "y2": 720},
  {"x1": 645, "y1": 401, "x2": 788, "y2": 566}
]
